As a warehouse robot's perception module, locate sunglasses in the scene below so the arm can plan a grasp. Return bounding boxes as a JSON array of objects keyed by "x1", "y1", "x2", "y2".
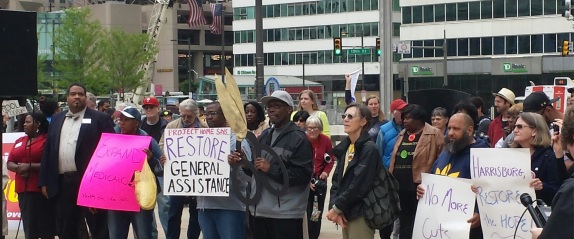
[
  {"x1": 341, "y1": 114, "x2": 356, "y2": 120},
  {"x1": 296, "y1": 118, "x2": 306, "y2": 123},
  {"x1": 514, "y1": 124, "x2": 532, "y2": 130}
]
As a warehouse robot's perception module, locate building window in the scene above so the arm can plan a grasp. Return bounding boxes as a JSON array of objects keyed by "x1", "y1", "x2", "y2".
[
  {"x1": 435, "y1": 39, "x2": 444, "y2": 57},
  {"x1": 531, "y1": 35, "x2": 543, "y2": 53},
  {"x1": 518, "y1": 35, "x2": 530, "y2": 54},
  {"x1": 493, "y1": 0, "x2": 504, "y2": 18},
  {"x1": 412, "y1": 40, "x2": 423, "y2": 58},
  {"x1": 392, "y1": 0, "x2": 400, "y2": 12},
  {"x1": 506, "y1": 0, "x2": 517, "y2": 17},
  {"x1": 544, "y1": 0, "x2": 556, "y2": 15},
  {"x1": 481, "y1": 1, "x2": 492, "y2": 19},
  {"x1": 458, "y1": 38, "x2": 469, "y2": 56},
  {"x1": 518, "y1": 0, "x2": 530, "y2": 16},
  {"x1": 446, "y1": 3, "x2": 457, "y2": 21},
  {"x1": 435, "y1": 4, "x2": 445, "y2": 22},
  {"x1": 412, "y1": 6, "x2": 423, "y2": 23},
  {"x1": 424, "y1": 40, "x2": 434, "y2": 57},
  {"x1": 532, "y1": 0, "x2": 543, "y2": 15},
  {"x1": 424, "y1": 5, "x2": 434, "y2": 23},
  {"x1": 470, "y1": 38, "x2": 481, "y2": 55},
  {"x1": 469, "y1": 2, "x2": 480, "y2": 20},
  {"x1": 506, "y1": 35, "x2": 517, "y2": 54},
  {"x1": 458, "y1": 2, "x2": 468, "y2": 20},
  {"x1": 392, "y1": 23, "x2": 401, "y2": 37},
  {"x1": 493, "y1": 36, "x2": 505, "y2": 54},
  {"x1": 402, "y1": 7, "x2": 412, "y2": 24},
  {"x1": 447, "y1": 39, "x2": 457, "y2": 56},
  {"x1": 481, "y1": 37, "x2": 492, "y2": 55}
]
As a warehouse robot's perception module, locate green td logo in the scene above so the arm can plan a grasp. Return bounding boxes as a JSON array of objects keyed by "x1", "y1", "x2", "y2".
[
  {"x1": 503, "y1": 62, "x2": 527, "y2": 73},
  {"x1": 411, "y1": 66, "x2": 433, "y2": 75}
]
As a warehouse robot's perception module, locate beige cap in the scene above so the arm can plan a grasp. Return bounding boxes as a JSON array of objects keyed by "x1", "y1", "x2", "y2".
[{"x1": 492, "y1": 88, "x2": 516, "y2": 105}]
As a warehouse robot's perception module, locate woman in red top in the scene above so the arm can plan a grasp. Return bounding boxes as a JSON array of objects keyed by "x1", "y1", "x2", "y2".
[
  {"x1": 305, "y1": 116, "x2": 334, "y2": 239},
  {"x1": 7, "y1": 112, "x2": 56, "y2": 239}
]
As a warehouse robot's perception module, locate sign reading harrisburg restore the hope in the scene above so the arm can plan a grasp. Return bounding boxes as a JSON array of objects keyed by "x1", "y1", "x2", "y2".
[{"x1": 163, "y1": 127, "x2": 231, "y2": 196}]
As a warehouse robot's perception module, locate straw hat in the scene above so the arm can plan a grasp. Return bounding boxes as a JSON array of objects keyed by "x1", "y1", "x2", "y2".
[{"x1": 492, "y1": 88, "x2": 515, "y2": 105}]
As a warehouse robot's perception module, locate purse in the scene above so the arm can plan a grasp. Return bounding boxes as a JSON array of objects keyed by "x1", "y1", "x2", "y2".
[
  {"x1": 135, "y1": 160, "x2": 157, "y2": 210},
  {"x1": 361, "y1": 165, "x2": 401, "y2": 229}
]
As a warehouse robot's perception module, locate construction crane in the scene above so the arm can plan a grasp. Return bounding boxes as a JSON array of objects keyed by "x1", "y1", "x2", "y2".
[{"x1": 131, "y1": 0, "x2": 172, "y2": 105}]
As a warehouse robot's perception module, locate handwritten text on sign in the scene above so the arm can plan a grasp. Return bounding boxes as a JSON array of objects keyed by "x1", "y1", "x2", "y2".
[
  {"x1": 77, "y1": 133, "x2": 151, "y2": 212},
  {"x1": 2, "y1": 100, "x2": 27, "y2": 117},
  {"x1": 413, "y1": 173, "x2": 475, "y2": 239},
  {"x1": 470, "y1": 148, "x2": 536, "y2": 239},
  {"x1": 163, "y1": 128, "x2": 231, "y2": 196}
]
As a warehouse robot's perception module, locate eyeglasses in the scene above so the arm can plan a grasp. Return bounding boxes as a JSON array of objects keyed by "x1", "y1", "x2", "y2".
[
  {"x1": 341, "y1": 114, "x2": 356, "y2": 120},
  {"x1": 205, "y1": 111, "x2": 221, "y2": 117},
  {"x1": 143, "y1": 106, "x2": 156, "y2": 110},
  {"x1": 307, "y1": 127, "x2": 319, "y2": 132},
  {"x1": 180, "y1": 114, "x2": 195, "y2": 119},
  {"x1": 514, "y1": 124, "x2": 532, "y2": 130}
]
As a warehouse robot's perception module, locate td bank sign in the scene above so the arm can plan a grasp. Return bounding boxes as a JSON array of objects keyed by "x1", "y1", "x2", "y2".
[
  {"x1": 411, "y1": 66, "x2": 433, "y2": 75},
  {"x1": 503, "y1": 62, "x2": 528, "y2": 73}
]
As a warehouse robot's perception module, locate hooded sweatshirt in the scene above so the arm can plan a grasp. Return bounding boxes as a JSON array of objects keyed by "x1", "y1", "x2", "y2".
[{"x1": 431, "y1": 138, "x2": 489, "y2": 179}]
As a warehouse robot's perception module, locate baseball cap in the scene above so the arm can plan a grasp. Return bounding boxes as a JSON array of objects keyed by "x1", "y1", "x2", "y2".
[
  {"x1": 120, "y1": 107, "x2": 142, "y2": 120},
  {"x1": 142, "y1": 97, "x2": 159, "y2": 107},
  {"x1": 492, "y1": 88, "x2": 516, "y2": 105},
  {"x1": 390, "y1": 99, "x2": 408, "y2": 111},
  {"x1": 260, "y1": 90, "x2": 294, "y2": 108},
  {"x1": 162, "y1": 110, "x2": 173, "y2": 116},
  {"x1": 523, "y1": 92, "x2": 559, "y2": 113}
]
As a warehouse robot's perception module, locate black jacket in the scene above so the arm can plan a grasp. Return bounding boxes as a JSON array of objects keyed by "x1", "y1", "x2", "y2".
[
  {"x1": 531, "y1": 147, "x2": 563, "y2": 206},
  {"x1": 38, "y1": 108, "x2": 115, "y2": 198},
  {"x1": 539, "y1": 175, "x2": 574, "y2": 239},
  {"x1": 329, "y1": 133, "x2": 381, "y2": 220}
]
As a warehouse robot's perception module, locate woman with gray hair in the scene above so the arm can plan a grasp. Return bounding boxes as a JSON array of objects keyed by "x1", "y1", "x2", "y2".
[
  {"x1": 510, "y1": 112, "x2": 562, "y2": 205},
  {"x1": 159, "y1": 98, "x2": 206, "y2": 239},
  {"x1": 305, "y1": 116, "x2": 334, "y2": 239}
]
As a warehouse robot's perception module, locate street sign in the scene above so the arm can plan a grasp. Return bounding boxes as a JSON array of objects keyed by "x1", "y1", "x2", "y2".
[
  {"x1": 397, "y1": 41, "x2": 411, "y2": 54},
  {"x1": 348, "y1": 48, "x2": 371, "y2": 55}
]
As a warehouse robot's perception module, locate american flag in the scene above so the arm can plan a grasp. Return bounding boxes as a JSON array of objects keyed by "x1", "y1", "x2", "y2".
[
  {"x1": 187, "y1": 0, "x2": 207, "y2": 27},
  {"x1": 209, "y1": 3, "x2": 223, "y2": 35}
]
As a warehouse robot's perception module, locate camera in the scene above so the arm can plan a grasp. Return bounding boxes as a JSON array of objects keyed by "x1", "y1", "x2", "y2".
[
  {"x1": 551, "y1": 122, "x2": 560, "y2": 134},
  {"x1": 310, "y1": 178, "x2": 327, "y2": 195}
]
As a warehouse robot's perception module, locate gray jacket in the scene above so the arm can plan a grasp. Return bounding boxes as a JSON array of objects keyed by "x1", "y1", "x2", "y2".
[{"x1": 196, "y1": 132, "x2": 252, "y2": 211}]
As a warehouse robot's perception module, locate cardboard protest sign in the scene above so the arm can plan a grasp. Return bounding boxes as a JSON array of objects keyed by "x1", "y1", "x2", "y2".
[
  {"x1": 2, "y1": 100, "x2": 27, "y2": 117},
  {"x1": 414, "y1": 173, "x2": 476, "y2": 239},
  {"x1": 470, "y1": 148, "x2": 536, "y2": 239},
  {"x1": 77, "y1": 133, "x2": 151, "y2": 212},
  {"x1": 163, "y1": 127, "x2": 231, "y2": 196}
]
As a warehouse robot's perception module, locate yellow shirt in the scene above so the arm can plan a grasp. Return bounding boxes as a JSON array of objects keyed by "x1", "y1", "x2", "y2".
[{"x1": 343, "y1": 144, "x2": 355, "y2": 175}]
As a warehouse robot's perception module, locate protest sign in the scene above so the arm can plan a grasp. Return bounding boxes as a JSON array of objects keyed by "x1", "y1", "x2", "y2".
[
  {"x1": 470, "y1": 148, "x2": 536, "y2": 239},
  {"x1": 77, "y1": 133, "x2": 151, "y2": 212},
  {"x1": 3, "y1": 132, "x2": 25, "y2": 230},
  {"x1": 413, "y1": 173, "x2": 475, "y2": 239},
  {"x1": 2, "y1": 100, "x2": 27, "y2": 117},
  {"x1": 163, "y1": 127, "x2": 231, "y2": 196}
]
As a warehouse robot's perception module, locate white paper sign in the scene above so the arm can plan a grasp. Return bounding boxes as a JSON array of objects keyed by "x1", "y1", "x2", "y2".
[
  {"x1": 163, "y1": 127, "x2": 231, "y2": 196},
  {"x1": 2, "y1": 100, "x2": 27, "y2": 117},
  {"x1": 470, "y1": 148, "x2": 536, "y2": 239},
  {"x1": 414, "y1": 173, "x2": 476, "y2": 239}
]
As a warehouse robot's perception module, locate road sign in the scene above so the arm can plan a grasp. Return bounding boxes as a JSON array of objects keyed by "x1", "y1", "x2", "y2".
[
  {"x1": 348, "y1": 48, "x2": 371, "y2": 55},
  {"x1": 397, "y1": 41, "x2": 411, "y2": 54}
]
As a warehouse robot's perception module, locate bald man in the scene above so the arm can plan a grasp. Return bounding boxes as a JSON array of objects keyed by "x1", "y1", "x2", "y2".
[{"x1": 422, "y1": 113, "x2": 489, "y2": 239}]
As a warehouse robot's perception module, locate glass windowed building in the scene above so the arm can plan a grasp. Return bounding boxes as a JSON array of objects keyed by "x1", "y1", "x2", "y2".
[
  {"x1": 232, "y1": 0, "x2": 403, "y2": 107},
  {"x1": 399, "y1": 0, "x2": 574, "y2": 102}
]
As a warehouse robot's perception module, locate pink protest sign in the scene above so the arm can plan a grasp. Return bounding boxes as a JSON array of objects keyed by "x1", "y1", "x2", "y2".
[{"x1": 77, "y1": 133, "x2": 152, "y2": 212}]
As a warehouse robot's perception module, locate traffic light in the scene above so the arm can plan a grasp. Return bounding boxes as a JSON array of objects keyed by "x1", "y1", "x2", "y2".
[
  {"x1": 562, "y1": 40, "x2": 570, "y2": 56},
  {"x1": 376, "y1": 37, "x2": 381, "y2": 56},
  {"x1": 333, "y1": 37, "x2": 342, "y2": 56}
]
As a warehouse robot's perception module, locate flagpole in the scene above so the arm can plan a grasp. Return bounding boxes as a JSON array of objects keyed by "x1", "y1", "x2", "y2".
[{"x1": 219, "y1": 1, "x2": 225, "y2": 84}]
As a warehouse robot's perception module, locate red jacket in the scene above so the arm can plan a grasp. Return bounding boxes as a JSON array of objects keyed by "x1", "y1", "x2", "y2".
[
  {"x1": 8, "y1": 134, "x2": 46, "y2": 193},
  {"x1": 309, "y1": 134, "x2": 334, "y2": 177},
  {"x1": 488, "y1": 115, "x2": 504, "y2": 148}
]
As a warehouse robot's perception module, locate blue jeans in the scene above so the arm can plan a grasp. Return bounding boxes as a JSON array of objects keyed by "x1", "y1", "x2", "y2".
[
  {"x1": 108, "y1": 209, "x2": 154, "y2": 239},
  {"x1": 166, "y1": 196, "x2": 200, "y2": 239},
  {"x1": 198, "y1": 209, "x2": 245, "y2": 239},
  {"x1": 152, "y1": 176, "x2": 170, "y2": 237}
]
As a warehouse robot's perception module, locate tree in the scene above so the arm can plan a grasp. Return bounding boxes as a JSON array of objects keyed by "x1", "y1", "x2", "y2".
[
  {"x1": 98, "y1": 28, "x2": 157, "y2": 97},
  {"x1": 53, "y1": 8, "x2": 105, "y2": 94}
]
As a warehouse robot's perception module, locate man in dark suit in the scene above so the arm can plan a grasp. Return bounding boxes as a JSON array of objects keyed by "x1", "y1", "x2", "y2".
[{"x1": 39, "y1": 83, "x2": 115, "y2": 239}]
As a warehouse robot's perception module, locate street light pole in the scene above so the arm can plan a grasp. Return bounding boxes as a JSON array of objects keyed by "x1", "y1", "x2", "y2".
[
  {"x1": 254, "y1": 0, "x2": 264, "y2": 100},
  {"x1": 220, "y1": 1, "x2": 225, "y2": 83},
  {"x1": 187, "y1": 37, "x2": 192, "y2": 95},
  {"x1": 361, "y1": 33, "x2": 365, "y2": 91},
  {"x1": 302, "y1": 53, "x2": 305, "y2": 88}
]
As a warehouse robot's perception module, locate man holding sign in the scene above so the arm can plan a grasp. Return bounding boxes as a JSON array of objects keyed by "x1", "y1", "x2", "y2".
[
  {"x1": 196, "y1": 102, "x2": 252, "y2": 239},
  {"x1": 416, "y1": 113, "x2": 489, "y2": 239}
]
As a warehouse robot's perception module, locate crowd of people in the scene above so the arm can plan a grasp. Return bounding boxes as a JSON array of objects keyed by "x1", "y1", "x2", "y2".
[{"x1": 2, "y1": 80, "x2": 574, "y2": 239}]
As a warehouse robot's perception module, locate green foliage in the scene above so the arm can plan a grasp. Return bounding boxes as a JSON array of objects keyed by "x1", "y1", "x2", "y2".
[
  {"x1": 53, "y1": 8, "x2": 104, "y2": 93},
  {"x1": 98, "y1": 28, "x2": 157, "y2": 96}
]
